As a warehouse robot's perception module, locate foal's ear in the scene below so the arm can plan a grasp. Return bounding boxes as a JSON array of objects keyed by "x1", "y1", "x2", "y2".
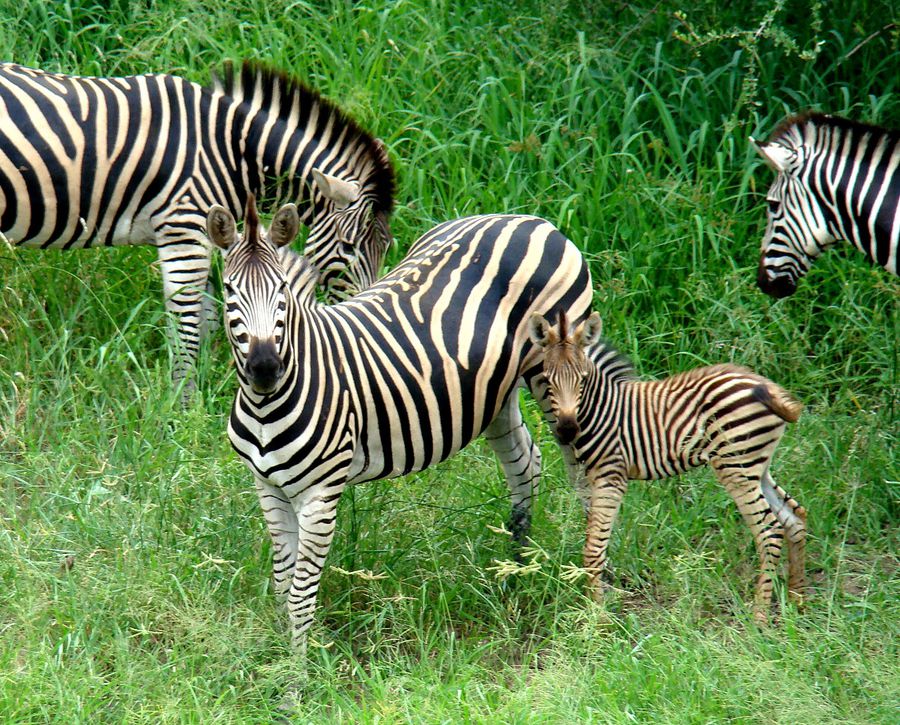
[
  {"x1": 527, "y1": 313, "x2": 552, "y2": 347},
  {"x1": 207, "y1": 205, "x2": 237, "y2": 250},
  {"x1": 574, "y1": 312, "x2": 602, "y2": 347},
  {"x1": 269, "y1": 203, "x2": 300, "y2": 248}
]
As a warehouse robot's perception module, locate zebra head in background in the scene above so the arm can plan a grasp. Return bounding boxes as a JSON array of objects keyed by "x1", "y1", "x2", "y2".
[
  {"x1": 304, "y1": 137, "x2": 394, "y2": 298},
  {"x1": 207, "y1": 195, "x2": 299, "y2": 395},
  {"x1": 528, "y1": 309, "x2": 603, "y2": 444},
  {"x1": 211, "y1": 60, "x2": 396, "y2": 299},
  {"x1": 751, "y1": 112, "x2": 900, "y2": 298},
  {"x1": 750, "y1": 120, "x2": 833, "y2": 298}
]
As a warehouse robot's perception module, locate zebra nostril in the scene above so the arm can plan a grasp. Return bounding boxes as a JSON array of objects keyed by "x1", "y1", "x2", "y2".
[
  {"x1": 757, "y1": 266, "x2": 797, "y2": 299},
  {"x1": 555, "y1": 416, "x2": 579, "y2": 444},
  {"x1": 246, "y1": 341, "x2": 283, "y2": 392}
]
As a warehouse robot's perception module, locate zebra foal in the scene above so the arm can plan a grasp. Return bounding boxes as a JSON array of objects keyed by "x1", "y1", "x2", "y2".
[
  {"x1": 0, "y1": 61, "x2": 394, "y2": 397},
  {"x1": 207, "y1": 197, "x2": 593, "y2": 651},
  {"x1": 529, "y1": 311, "x2": 807, "y2": 623},
  {"x1": 751, "y1": 112, "x2": 899, "y2": 297}
]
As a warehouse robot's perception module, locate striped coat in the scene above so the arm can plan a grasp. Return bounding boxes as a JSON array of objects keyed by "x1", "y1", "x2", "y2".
[
  {"x1": 752, "y1": 112, "x2": 899, "y2": 297},
  {"x1": 530, "y1": 311, "x2": 807, "y2": 623},
  {"x1": 207, "y1": 199, "x2": 593, "y2": 650},
  {"x1": 0, "y1": 61, "x2": 394, "y2": 395}
]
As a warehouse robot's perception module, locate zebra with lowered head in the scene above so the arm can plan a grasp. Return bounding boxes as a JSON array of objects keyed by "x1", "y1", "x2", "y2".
[
  {"x1": 751, "y1": 112, "x2": 899, "y2": 297},
  {"x1": 206, "y1": 196, "x2": 593, "y2": 652},
  {"x1": 0, "y1": 60, "x2": 394, "y2": 397},
  {"x1": 529, "y1": 310, "x2": 807, "y2": 624}
]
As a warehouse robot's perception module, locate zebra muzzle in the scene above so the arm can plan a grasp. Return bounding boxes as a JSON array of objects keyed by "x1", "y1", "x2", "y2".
[
  {"x1": 555, "y1": 414, "x2": 579, "y2": 445},
  {"x1": 245, "y1": 339, "x2": 285, "y2": 394},
  {"x1": 757, "y1": 261, "x2": 797, "y2": 298}
]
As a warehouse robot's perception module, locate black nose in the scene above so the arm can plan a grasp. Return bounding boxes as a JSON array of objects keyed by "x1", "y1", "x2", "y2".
[
  {"x1": 757, "y1": 261, "x2": 797, "y2": 298},
  {"x1": 555, "y1": 416, "x2": 579, "y2": 445},
  {"x1": 246, "y1": 340, "x2": 284, "y2": 392}
]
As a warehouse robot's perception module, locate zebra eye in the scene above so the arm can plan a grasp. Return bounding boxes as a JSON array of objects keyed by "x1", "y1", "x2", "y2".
[{"x1": 767, "y1": 199, "x2": 781, "y2": 214}]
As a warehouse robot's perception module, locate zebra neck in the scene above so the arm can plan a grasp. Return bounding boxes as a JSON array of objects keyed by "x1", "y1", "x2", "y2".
[
  {"x1": 245, "y1": 110, "x2": 318, "y2": 224},
  {"x1": 586, "y1": 341, "x2": 636, "y2": 386},
  {"x1": 830, "y1": 170, "x2": 900, "y2": 271},
  {"x1": 803, "y1": 119, "x2": 900, "y2": 272}
]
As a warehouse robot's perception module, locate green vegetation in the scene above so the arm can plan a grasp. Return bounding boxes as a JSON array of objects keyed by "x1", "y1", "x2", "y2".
[{"x1": 1, "y1": 0, "x2": 897, "y2": 721}]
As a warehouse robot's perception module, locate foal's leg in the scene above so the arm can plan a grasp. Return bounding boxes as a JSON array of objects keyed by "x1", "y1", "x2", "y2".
[
  {"x1": 762, "y1": 472, "x2": 807, "y2": 603},
  {"x1": 583, "y1": 467, "x2": 629, "y2": 602},
  {"x1": 712, "y1": 459, "x2": 785, "y2": 624},
  {"x1": 483, "y1": 394, "x2": 542, "y2": 548}
]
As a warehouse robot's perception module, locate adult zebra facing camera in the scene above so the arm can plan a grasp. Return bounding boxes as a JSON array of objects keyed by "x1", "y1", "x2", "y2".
[{"x1": 207, "y1": 195, "x2": 593, "y2": 653}]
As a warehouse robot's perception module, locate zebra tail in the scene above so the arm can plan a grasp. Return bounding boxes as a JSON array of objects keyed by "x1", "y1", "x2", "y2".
[{"x1": 752, "y1": 383, "x2": 804, "y2": 423}]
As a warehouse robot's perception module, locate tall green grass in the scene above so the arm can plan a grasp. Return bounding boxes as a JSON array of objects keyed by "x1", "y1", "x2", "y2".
[{"x1": 1, "y1": 0, "x2": 897, "y2": 721}]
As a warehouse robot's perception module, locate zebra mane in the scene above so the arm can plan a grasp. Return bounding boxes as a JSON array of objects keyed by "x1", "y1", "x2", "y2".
[
  {"x1": 209, "y1": 59, "x2": 395, "y2": 214},
  {"x1": 587, "y1": 338, "x2": 638, "y2": 383},
  {"x1": 768, "y1": 111, "x2": 900, "y2": 147},
  {"x1": 278, "y1": 246, "x2": 320, "y2": 302}
]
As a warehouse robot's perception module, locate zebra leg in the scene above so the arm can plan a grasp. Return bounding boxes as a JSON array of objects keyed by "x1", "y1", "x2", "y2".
[
  {"x1": 583, "y1": 468, "x2": 628, "y2": 603},
  {"x1": 254, "y1": 477, "x2": 299, "y2": 600},
  {"x1": 713, "y1": 460, "x2": 785, "y2": 624},
  {"x1": 199, "y1": 275, "x2": 221, "y2": 338},
  {"x1": 483, "y1": 394, "x2": 542, "y2": 549},
  {"x1": 761, "y1": 472, "x2": 807, "y2": 604},
  {"x1": 286, "y1": 485, "x2": 346, "y2": 655},
  {"x1": 155, "y1": 234, "x2": 212, "y2": 403}
]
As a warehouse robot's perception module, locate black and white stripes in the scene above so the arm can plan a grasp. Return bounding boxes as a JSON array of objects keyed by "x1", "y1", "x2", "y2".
[
  {"x1": 207, "y1": 198, "x2": 593, "y2": 651},
  {"x1": 0, "y1": 61, "x2": 394, "y2": 395},
  {"x1": 752, "y1": 112, "x2": 899, "y2": 297},
  {"x1": 529, "y1": 311, "x2": 807, "y2": 622}
]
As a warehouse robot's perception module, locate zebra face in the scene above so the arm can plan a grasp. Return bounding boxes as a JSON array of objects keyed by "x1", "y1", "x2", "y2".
[
  {"x1": 306, "y1": 169, "x2": 392, "y2": 298},
  {"x1": 529, "y1": 311, "x2": 603, "y2": 445},
  {"x1": 753, "y1": 138, "x2": 833, "y2": 298},
  {"x1": 207, "y1": 195, "x2": 300, "y2": 395}
]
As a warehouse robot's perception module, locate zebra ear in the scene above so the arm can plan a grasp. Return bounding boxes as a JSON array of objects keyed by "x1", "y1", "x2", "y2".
[
  {"x1": 269, "y1": 203, "x2": 300, "y2": 248},
  {"x1": 207, "y1": 205, "x2": 237, "y2": 250},
  {"x1": 528, "y1": 313, "x2": 552, "y2": 347},
  {"x1": 575, "y1": 312, "x2": 602, "y2": 348},
  {"x1": 751, "y1": 138, "x2": 793, "y2": 173},
  {"x1": 312, "y1": 169, "x2": 360, "y2": 210}
]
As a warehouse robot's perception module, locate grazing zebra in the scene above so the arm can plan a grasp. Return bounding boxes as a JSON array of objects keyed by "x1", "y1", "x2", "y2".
[
  {"x1": 528, "y1": 310, "x2": 807, "y2": 623},
  {"x1": 206, "y1": 196, "x2": 593, "y2": 651},
  {"x1": 751, "y1": 112, "x2": 899, "y2": 297},
  {"x1": 0, "y1": 61, "x2": 394, "y2": 396}
]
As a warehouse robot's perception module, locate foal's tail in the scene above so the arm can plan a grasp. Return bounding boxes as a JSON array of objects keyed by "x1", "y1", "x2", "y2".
[{"x1": 752, "y1": 382, "x2": 803, "y2": 424}]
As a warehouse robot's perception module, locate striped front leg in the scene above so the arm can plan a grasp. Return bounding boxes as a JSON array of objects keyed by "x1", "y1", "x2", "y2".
[
  {"x1": 583, "y1": 467, "x2": 629, "y2": 603},
  {"x1": 254, "y1": 477, "x2": 300, "y2": 599},
  {"x1": 286, "y1": 483, "x2": 348, "y2": 654}
]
